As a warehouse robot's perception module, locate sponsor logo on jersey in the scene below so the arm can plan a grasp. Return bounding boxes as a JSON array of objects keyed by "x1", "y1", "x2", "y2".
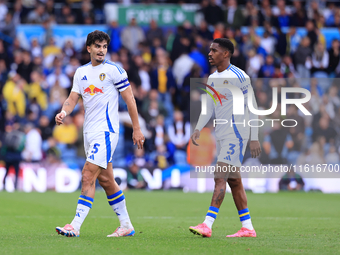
[
  {"x1": 81, "y1": 75, "x2": 87, "y2": 81},
  {"x1": 223, "y1": 80, "x2": 228, "y2": 84},
  {"x1": 99, "y1": 73, "x2": 106, "y2": 81},
  {"x1": 83, "y1": 85, "x2": 104, "y2": 96},
  {"x1": 198, "y1": 82, "x2": 227, "y2": 106},
  {"x1": 213, "y1": 91, "x2": 227, "y2": 101}
]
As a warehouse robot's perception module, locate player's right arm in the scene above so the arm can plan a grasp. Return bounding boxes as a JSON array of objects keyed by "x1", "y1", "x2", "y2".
[
  {"x1": 191, "y1": 83, "x2": 214, "y2": 146},
  {"x1": 55, "y1": 92, "x2": 81, "y2": 125}
]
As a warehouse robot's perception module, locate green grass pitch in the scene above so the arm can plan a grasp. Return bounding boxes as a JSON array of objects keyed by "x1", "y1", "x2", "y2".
[{"x1": 0, "y1": 191, "x2": 339, "y2": 255}]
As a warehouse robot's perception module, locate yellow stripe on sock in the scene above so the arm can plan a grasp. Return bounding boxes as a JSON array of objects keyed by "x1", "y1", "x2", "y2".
[
  {"x1": 79, "y1": 197, "x2": 93, "y2": 204},
  {"x1": 207, "y1": 210, "x2": 218, "y2": 215},
  {"x1": 239, "y1": 212, "x2": 249, "y2": 217},
  {"x1": 107, "y1": 193, "x2": 124, "y2": 202}
]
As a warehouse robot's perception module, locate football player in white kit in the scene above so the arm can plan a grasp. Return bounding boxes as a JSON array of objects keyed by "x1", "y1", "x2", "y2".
[
  {"x1": 55, "y1": 30, "x2": 144, "y2": 237},
  {"x1": 189, "y1": 38, "x2": 261, "y2": 238}
]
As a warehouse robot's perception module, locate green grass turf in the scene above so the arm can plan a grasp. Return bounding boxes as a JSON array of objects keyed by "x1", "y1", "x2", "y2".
[{"x1": 0, "y1": 191, "x2": 339, "y2": 255}]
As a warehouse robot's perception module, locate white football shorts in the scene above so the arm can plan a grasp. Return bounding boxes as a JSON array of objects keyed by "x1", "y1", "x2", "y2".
[
  {"x1": 84, "y1": 131, "x2": 118, "y2": 169},
  {"x1": 216, "y1": 138, "x2": 248, "y2": 167}
]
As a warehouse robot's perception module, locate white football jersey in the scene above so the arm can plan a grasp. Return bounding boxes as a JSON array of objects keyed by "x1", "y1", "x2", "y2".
[
  {"x1": 206, "y1": 64, "x2": 252, "y2": 141},
  {"x1": 71, "y1": 60, "x2": 130, "y2": 133}
]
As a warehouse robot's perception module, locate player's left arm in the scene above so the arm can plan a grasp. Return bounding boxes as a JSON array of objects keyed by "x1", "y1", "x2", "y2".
[
  {"x1": 247, "y1": 82, "x2": 261, "y2": 158},
  {"x1": 120, "y1": 86, "x2": 145, "y2": 149}
]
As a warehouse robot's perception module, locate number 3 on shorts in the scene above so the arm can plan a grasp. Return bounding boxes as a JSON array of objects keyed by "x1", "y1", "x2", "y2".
[{"x1": 228, "y1": 143, "x2": 235, "y2": 155}]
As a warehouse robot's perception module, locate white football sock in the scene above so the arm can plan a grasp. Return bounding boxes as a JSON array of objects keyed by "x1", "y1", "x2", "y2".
[
  {"x1": 203, "y1": 216, "x2": 215, "y2": 229},
  {"x1": 241, "y1": 219, "x2": 254, "y2": 230},
  {"x1": 71, "y1": 204, "x2": 91, "y2": 232},
  {"x1": 111, "y1": 199, "x2": 133, "y2": 229}
]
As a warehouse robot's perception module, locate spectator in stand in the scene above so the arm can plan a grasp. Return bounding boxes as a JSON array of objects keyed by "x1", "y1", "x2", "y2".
[
  {"x1": 258, "y1": 55, "x2": 275, "y2": 78},
  {"x1": 53, "y1": 115, "x2": 78, "y2": 145},
  {"x1": 146, "y1": 20, "x2": 164, "y2": 47},
  {"x1": 76, "y1": 0, "x2": 94, "y2": 25},
  {"x1": 279, "y1": 169, "x2": 305, "y2": 191},
  {"x1": 107, "y1": 21, "x2": 121, "y2": 53},
  {"x1": 246, "y1": 48, "x2": 262, "y2": 78},
  {"x1": 231, "y1": 46, "x2": 246, "y2": 72},
  {"x1": 306, "y1": 20, "x2": 317, "y2": 50},
  {"x1": 151, "y1": 48, "x2": 176, "y2": 117},
  {"x1": 0, "y1": 12, "x2": 16, "y2": 40},
  {"x1": 127, "y1": 161, "x2": 146, "y2": 189},
  {"x1": 291, "y1": 1, "x2": 307, "y2": 27},
  {"x1": 17, "y1": 51, "x2": 33, "y2": 83},
  {"x1": 173, "y1": 46, "x2": 194, "y2": 88},
  {"x1": 287, "y1": 27, "x2": 301, "y2": 55},
  {"x1": 263, "y1": 121, "x2": 294, "y2": 164},
  {"x1": 260, "y1": 30, "x2": 276, "y2": 55},
  {"x1": 275, "y1": 27, "x2": 287, "y2": 56},
  {"x1": 224, "y1": 0, "x2": 244, "y2": 29},
  {"x1": 203, "y1": 0, "x2": 224, "y2": 26},
  {"x1": 38, "y1": 115, "x2": 53, "y2": 141},
  {"x1": 168, "y1": 110, "x2": 190, "y2": 165},
  {"x1": 1, "y1": 122, "x2": 25, "y2": 190},
  {"x1": 63, "y1": 40, "x2": 76, "y2": 61},
  {"x1": 281, "y1": 55, "x2": 299, "y2": 78},
  {"x1": 294, "y1": 37, "x2": 312, "y2": 79},
  {"x1": 22, "y1": 123, "x2": 42, "y2": 162},
  {"x1": 262, "y1": 6, "x2": 278, "y2": 27},
  {"x1": 273, "y1": 0, "x2": 291, "y2": 28},
  {"x1": 197, "y1": 20, "x2": 213, "y2": 41},
  {"x1": 213, "y1": 22, "x2": 224, "y2": 40},
  {"x1": 121, "y1": 18, "x2": 145, "y2": 55},
  {"x1": 56, "y1": 4, "x2": 75, "y2": 24},
  {"x1": 65, "y1": 56, "x2": 80, "y2": 80},
  {"x1": 26, "y1": 3, "x2": 49, "y2": 24},
  {"x1": 24, "y1": 70, "x2": 48, "y2": 111},
  {"x1": 307, "y1": 42, "x2": 329, "y2": 77},
  {"x1": 2, "y1": 73, "x2": 26, "y2": 118},
  {"x1": 31, "y1": 38, "x2": 42, "y2": 58},
  {"x1": 313, "y1": 116, "x2": 337, "y2": 143},
  {"x1": 132, "y1": 55, "x2": 150, "y2": 98},
  {"x1": 327, "y1": 39, "x2": 340, "y2": 76},
  {"x1": 46, "y1": 67, "x2": 71, "y2": 89}
]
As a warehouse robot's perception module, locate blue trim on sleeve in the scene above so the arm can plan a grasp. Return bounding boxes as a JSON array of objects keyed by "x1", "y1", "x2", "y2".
[
  {"x1": 115, "y1": 78, "x2": 128, "y2": 86},
  {"x1": 118, "y1": 83, "x2": 130, "y2": 91}
]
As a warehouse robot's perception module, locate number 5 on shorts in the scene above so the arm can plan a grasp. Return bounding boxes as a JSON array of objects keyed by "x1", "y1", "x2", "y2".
[{"x1": 89, "y1": 143, "x2": 100, "y2": 160}]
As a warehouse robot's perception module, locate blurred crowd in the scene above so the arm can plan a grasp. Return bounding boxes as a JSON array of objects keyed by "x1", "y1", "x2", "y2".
[{"x1": 1, "y1": 0, "x2": 340, "y2": 189}]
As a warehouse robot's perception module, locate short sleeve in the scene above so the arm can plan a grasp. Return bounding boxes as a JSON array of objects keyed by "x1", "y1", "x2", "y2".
[
  {"x1": 113, "y1": 67, "x2": 130, "y2": 92},
  {"x1": 71, "y1": 69, "x2": 80, "y2": 94}
]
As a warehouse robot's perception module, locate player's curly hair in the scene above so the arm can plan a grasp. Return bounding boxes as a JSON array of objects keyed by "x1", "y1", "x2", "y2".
[
  {"x1": 86, "y1": 30, "x2": 111, "y2": 47},
  {"x1": 213, "y1": 38, "x2": 234, "y2": 55}
]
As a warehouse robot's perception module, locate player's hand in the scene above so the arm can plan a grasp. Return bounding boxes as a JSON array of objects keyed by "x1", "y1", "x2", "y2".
[
  {"x1": 133, "y1": 128, "x2": 145, "y2": 149},
  {"x1": 55, "y1": 112, "x2": 66, "y2": 125},
  {"x1": 249, "y1": 140, "x2": 261, "y2": 158},
  {"x1": 191, "y1": 129, "x2": 200, "y2": 146}
]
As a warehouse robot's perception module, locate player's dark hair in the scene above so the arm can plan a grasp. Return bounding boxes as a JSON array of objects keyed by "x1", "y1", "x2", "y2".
[
  {"x1": 86, "y1": 30, "x2": 111, "y2": 47},
  {"x1": 213, "y1": 38, "x2": 234, "y2": 55}
]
